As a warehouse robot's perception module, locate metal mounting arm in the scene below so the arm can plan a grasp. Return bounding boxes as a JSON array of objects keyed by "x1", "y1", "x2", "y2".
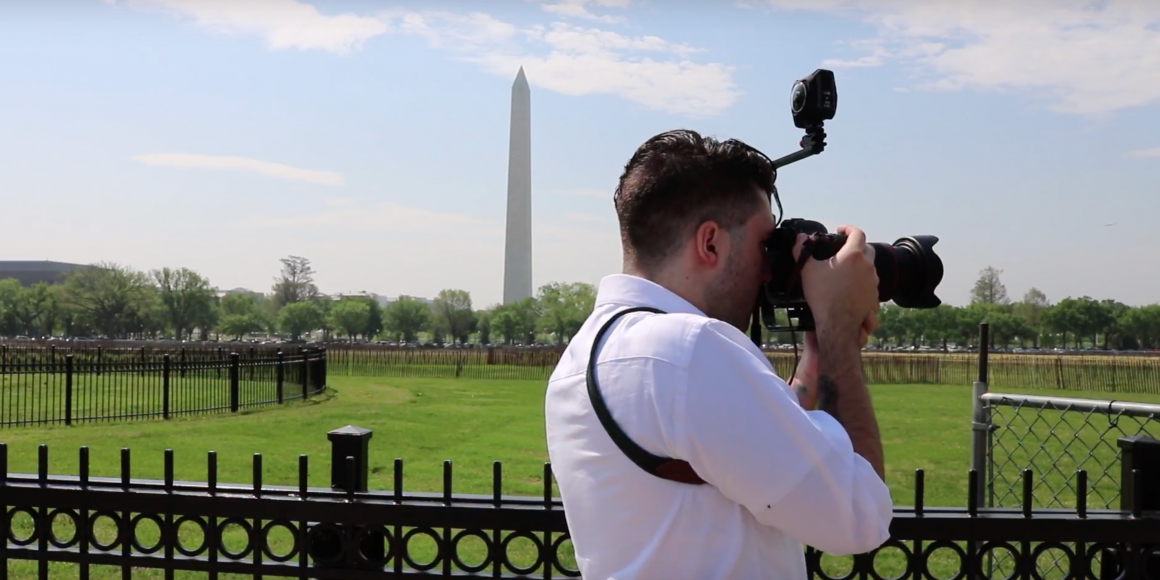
[{"x1": 770, "y1": 125, "x2": 827, "y2": 170}]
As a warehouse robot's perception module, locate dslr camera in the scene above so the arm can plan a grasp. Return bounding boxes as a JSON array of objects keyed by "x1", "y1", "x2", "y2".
[{"x1": 750, "y1": 69, "x2": 944, "y2": 341}]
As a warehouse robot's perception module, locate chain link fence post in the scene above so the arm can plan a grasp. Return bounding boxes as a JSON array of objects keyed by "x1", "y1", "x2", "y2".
[
  {"x1": 969, "y1": 323, "x2": 994, "y2": 577},
  {"x1": 971, "y1": 323, "x2": 990, "y2": 508}
]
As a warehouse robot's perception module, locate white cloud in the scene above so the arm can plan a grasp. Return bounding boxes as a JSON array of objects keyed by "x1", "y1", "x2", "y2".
[
  {"x1": 759, "y1": 0, "x2": 1160, "y2": 116},
  {"x1": 539, "y1": 0, "x2": 631, "y2": 24},
  {"x1": 1126, "y1": 147, "x2": 1160, "y2": 158},
  {"x1": 116, "y1": 0, "x2": 389, "y2": 55},
  {"x1": 377, "y1": 11, "x2": 736, "y2": 117},
  {"x1": 132, "y1": 154, "x2": 344, "y2": 185},
  {"x1": 452, "y1": 22, "x2": 737, "y2": 117},
  {"x1": 112, "y1": 0, "x2": 739, "y2": 118}
]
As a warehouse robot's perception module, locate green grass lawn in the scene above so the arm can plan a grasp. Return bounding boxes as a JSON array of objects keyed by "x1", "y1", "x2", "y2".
[{"x1": 0, "y1": 376, "x2": 1156, "y2": 579}]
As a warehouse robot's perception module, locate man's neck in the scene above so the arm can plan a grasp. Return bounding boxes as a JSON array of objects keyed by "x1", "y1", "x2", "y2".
[{"x1": 622, "y1": 262, "x2": 708, "y2": 315}]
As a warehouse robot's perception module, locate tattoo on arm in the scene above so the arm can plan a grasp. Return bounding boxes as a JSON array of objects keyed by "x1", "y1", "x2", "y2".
[{"x1": 818, "y1": 375, "x2": 839, "y2": 419}]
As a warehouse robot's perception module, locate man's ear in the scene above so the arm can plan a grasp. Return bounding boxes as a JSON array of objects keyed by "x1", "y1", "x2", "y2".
[{"x1": 693, "y1": 221, "x2": 722, "y2": 268}]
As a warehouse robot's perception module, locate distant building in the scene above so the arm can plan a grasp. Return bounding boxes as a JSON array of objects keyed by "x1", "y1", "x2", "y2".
[
  {"x1": 0, "y1": 261, "x2": 88, "y2": 286},
  {"x1": 382, "y1": 295, "x2": 433, "y2": 308},
  {"x1": 217, "y1": 287, "x2": 265, "y2": 299}
]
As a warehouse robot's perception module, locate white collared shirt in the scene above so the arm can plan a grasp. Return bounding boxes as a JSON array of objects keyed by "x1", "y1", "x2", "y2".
[{"x1": 544, "y1": 274, "x2": 893, "y2": 580}]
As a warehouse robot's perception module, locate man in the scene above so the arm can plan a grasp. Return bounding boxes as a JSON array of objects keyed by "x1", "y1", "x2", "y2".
[{"x1": 544, "y1": 130, "x2": 892, "y2": 579}]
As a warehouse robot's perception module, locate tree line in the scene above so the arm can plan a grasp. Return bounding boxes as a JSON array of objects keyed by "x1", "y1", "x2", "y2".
[
  {"x1": 1, "y1": 260, "x2": 1156, "y2": 350},
  {"x1": 872, "y1": 267, "x2": 1160, "y2": 351},
  {"x1": 0, "y1": 257, "x2": 383, "y2": 343},
  {"x1": 0, "y1": 257, "x2": 598, "y2": 346},
  {"x1": 385, "y1": 282, "x2": 596, "y2": 346}
]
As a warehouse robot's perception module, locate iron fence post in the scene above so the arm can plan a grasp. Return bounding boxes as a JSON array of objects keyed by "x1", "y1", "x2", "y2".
[
  {"x1": 1119, "y1": 435, "x2": 1160, "y2": 513},
  {"x1": 276, "y1": 350, "x2": 284, "y2": 404},
  {"x1": 971, "y1": 323, "x2": 992, "y2": 578},
  {"x1": 328, "y1": 425, "x2": 372, "y2": 492},
  {"x1": 1100, "y1": 436, "x2": 1160, "y2": 579},
  {"x1": 230, "y1": 352, "x2": 239, "y2": 413},
  {"x1": 971, "y1": 323, "x2": 990, "y2": 504},
  {"x1": 301, "y1": 348, "x2": 309, "y2": 399},
  {"x1": 65, "y1": 355, "x2": 73, "y2": 426},
  {"x1": 319, "y1": 347, "x2": 326, "y2": 393},
  {"x1": 163, "y1": 354, "x2": 170, "y2": 420}
]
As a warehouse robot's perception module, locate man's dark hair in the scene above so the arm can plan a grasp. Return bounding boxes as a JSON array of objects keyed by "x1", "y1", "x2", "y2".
[{"x1": 613, "y1": 129, "x2": 776, "y2": 270}]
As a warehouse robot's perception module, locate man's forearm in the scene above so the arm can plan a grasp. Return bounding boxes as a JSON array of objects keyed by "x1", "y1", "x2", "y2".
[
  {"x1": 816, "y1": 332, "x2": 886, "y2": 480},
  {"x1": 792, "y1": 377, "x2": 817, "y2": 410}
]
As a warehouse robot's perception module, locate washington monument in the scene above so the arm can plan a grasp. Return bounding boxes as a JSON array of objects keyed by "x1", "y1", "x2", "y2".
[{"x1": 503, "y1": 67, "x2": 532, "y2": 305}]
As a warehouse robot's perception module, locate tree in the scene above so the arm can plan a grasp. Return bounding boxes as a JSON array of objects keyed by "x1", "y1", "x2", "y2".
[
  {"x1": 329, "y1": 299, "x2": 372, "y2": 341},
  {"x1": 152, "y1": 267, "x2": 215, "y2": 341},
  {"x1": 476, "y1": 310, "x2": 492, "y2": 345},
  {"x1": 970, "y1": 266, "x2": 1010, "y2": 305},
  {"x1": 1121, "y1": 305, "x2": 1160, "y2": 350},
  {"x1": 271, "y1": 256, "x2": 319, "y2": 308},
  {"x1": 122, "y1": 285, "x2": 169, "y2": 339},
  {"x1": 218, "y1": 314, "x2": 263, "y2": 341},
  {"x1": 875, "y1": 303, "x2": 908, "y2": 346},
  {"x1": 490, "y1": 306, "x2": 519, "y2": 345},
  {"x1": 536, "y1": 282, "x2": 596, "y2": 344},
  {"x1": 1016, "y1": 288, "x2": 1050, "y2": 347},
  {"x1": 62, "y1": 262, "x2": 152, "y2": 338},
  {"x1": 510, "y1": 297, "x2": 542, "y2": 345},
  {"x1": 278, "y1": 301, "x2": 323, "y2": 342},
  {"x1": 362, "y1": 297, "x2": 383, "y2": 340},
  {"x1": 39, "y1": 285, "x2": 66, "y2": 338},
  {"x1": 1043, "y1": 300, "x2": 1080, "y2": 348},
  {"x1": 11, "y1": 283, "x2": 54, "y2": 337},
  {"x1": 384, "y1": 297, "x2": 431, "y2": 343},
  {"x1": 0, "y1": 279, "x2": 24, "y2": 336},
  {"x1": 432, "y1": 289, "x2": 475, "y2": 345}
]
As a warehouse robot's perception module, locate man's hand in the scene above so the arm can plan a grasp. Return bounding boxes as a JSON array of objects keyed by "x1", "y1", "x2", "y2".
[
  {"x1": 792, "y1": 225, "x2": 886, "y2": 480},
  {"x1": 794, "y1": 226, "x2": 880, "y2": 342},
  {"x1": 791, "y1": 332, "x2": 819, "y2": 409}
]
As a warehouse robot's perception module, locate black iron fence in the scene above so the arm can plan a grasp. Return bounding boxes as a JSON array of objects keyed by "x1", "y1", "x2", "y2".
[
  {"x1": 319, "y1": 343, "x2": 1160, "y2": 393},
  {"x1": 5, "y1": 342, "x2": 1160, "y2": 393},
  {"x1": 0, "y1": 346, "x2": 327, "y2": 427},
  {"x1": 1, "y1": 426, "x2": 1158, "y2": 579}
]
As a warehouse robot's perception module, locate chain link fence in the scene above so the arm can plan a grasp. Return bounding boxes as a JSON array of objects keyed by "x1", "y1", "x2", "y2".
[
  {"x1": 982, "y1": 394, "x2": 1160, "y2": 511},
  {"x1": 973, "y1": 388, "x2": 1160, "y2": 578},
  {"x1": 965, "y1": 323, "x2": 1160, "y2": 578}
]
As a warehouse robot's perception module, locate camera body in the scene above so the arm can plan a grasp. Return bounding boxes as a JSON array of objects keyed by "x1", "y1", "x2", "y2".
[
  {"x1": 752, "y1": 70, "x2": 944, "y2": 337},
  {"x1": 791, "y1": 69, "x2": 836, "y2": 129}
]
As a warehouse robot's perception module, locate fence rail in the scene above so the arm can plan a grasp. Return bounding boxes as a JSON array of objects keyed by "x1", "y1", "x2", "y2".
[
  {"x1": 2, "y1": 427, "x2": 1159, "y2": 580},
  {"x1": 4, "y1": 342, "x2": 1160, "y2": 392},
  {"x1": 0, "y1": 346, "x2": 327, "y2": 427},
  {"x1": 321, "y1": 344, "x2": 1160, "y2": 393}
]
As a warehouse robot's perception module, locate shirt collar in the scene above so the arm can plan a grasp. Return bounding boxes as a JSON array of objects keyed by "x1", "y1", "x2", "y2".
[{"x1": 594, "y1": 274, "x2": 707, "y2": 317}]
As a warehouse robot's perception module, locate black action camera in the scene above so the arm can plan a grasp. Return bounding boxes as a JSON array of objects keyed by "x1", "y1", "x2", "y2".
[{"x1": 750, "y1": 69, "x2": 944, "y2": 341}]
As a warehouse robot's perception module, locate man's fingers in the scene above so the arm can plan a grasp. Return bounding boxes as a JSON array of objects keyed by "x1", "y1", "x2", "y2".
[{"x1": 837, "y1": 225, "x2": 867, "y2": 250}]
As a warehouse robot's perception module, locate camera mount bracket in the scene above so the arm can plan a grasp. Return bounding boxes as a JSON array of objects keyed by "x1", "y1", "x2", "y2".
[{"x1": 770, "y1": 124, "x2": 827, "y2": 170}]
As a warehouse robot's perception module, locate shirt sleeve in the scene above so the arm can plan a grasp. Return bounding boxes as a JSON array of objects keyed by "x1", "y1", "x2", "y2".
[{"x1": 672, "y1": 321, "x2": 893, "y2": 556}]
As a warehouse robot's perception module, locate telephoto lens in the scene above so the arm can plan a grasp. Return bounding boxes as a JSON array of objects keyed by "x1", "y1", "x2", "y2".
[{"x1": 866, "y1": 236, "x2": 943, "y2": 308}]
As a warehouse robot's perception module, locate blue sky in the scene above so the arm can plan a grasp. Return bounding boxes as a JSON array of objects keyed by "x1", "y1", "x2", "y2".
[{"x1": 2, "y1": 0, "x2": 1158, "y2": 308}]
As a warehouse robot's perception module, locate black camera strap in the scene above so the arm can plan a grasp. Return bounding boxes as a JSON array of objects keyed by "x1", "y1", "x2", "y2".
[{"x1": 586, "y1": 306, "x2": 706, "y2": 485}]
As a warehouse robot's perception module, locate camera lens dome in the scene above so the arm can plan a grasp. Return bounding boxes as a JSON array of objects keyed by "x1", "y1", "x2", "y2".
[{"x1": 791, "y1": 81, "x2": 807, "y2": 114}]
